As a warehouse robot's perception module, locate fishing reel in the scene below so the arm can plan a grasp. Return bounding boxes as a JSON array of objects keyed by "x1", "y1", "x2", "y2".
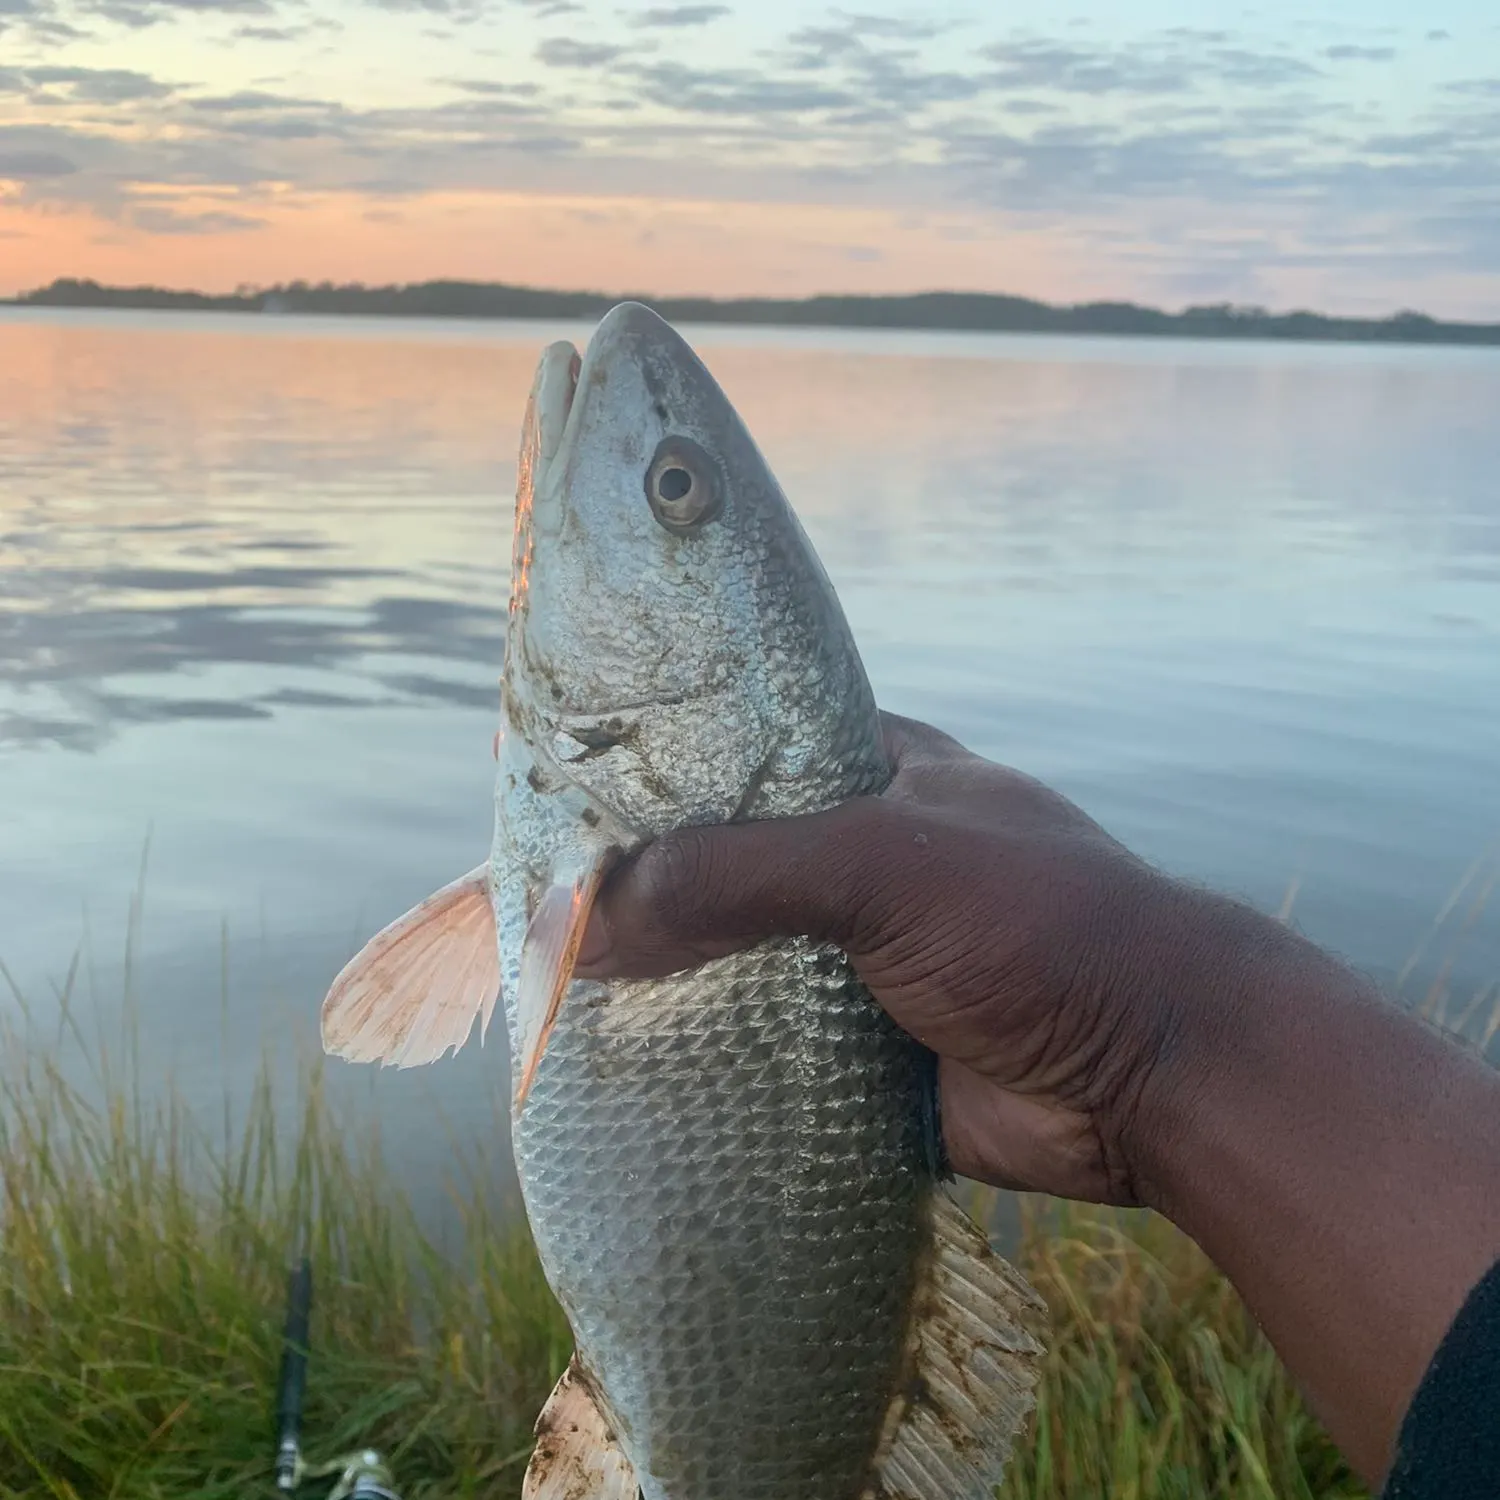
[{"x1": 274, "y1": 1258, "x2": 404, "y2": 1500}]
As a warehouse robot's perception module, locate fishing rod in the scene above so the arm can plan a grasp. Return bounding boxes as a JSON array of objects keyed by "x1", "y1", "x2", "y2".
[{"x1": 274, "y1": 1255, "x2": 404, "y2": 1500}]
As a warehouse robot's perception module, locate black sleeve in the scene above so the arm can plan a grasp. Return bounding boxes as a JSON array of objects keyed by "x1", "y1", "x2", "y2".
[{"x1": 1382, "y1": 1256, "x2": 1500, "y2": 1500}]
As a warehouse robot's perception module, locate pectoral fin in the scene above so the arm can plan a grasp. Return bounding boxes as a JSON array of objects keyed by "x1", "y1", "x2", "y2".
[
  {"x1": 320, "y1": 865, "x2": 499, "y2": 1068},
  {"x1": 523, "y1": 1359, "x2": 637, "y2": 1500},
  {"x1": 513, "y1": 849, "x2": 610, "y2": 1110}
]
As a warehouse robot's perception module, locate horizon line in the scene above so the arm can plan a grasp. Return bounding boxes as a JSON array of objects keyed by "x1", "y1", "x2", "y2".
[{"x1": 8, "y1": 276, "x2": 1500, "y2": 347}]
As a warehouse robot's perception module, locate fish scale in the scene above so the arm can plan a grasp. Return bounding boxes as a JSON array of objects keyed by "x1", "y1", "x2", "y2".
[{"x1": 507, "y1": 933, "x2": 929, "y2": 1500}]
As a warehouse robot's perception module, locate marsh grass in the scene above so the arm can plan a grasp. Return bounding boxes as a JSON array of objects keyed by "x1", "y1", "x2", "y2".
[
  {"x1": 0, "y1": 1008, "x2": 571, "y2": 1499},
  {"x1": 0, "y1": 848, "x2": 1494, "y2": 1499},
  {"x1": 0, "y1": 1024, "x2": 1375, "y2": 1500},
  {"x1": 997, "y1": 1203, "x2": 1367, "y2": 1500}
]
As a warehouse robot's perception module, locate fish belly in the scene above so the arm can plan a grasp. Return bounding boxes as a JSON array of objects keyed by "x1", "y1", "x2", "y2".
[{"x1": 512, "y1": 937, "x2": 930, "y2": 1500}]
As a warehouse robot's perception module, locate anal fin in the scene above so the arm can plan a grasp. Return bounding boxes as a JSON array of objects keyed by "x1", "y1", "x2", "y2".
[
  {"x1": 873, "y1": 1191, "x2": 1048, "y2": 1500},
  {"x1": 524, "y1": 1358, "x2": 639, "y2": 1500}
]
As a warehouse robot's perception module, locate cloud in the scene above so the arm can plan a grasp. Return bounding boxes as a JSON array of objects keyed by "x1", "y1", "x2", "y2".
[
  {"x1": 1448, "y1": 78, "x2": 1500, "y2": 98},
  {"x1": 0, "y1": 0, "x2": 84, "y2": 41},
  {"x1": 1324, "y1": 44, "x2": 1396, "y2": 62},
  {"x1": 0, "y1": 148, "x2": 77, "y2": 176},
  {"x1": 17, "y1": 65, "x2": 176, "y2": 103},
  {"x1": 233, "y1": 23, "x2": 311, "y2": 40},
  {"x1": 127, "y1": 204, "x2": 268, "y2": 232},
  {"x1": 783, "y1": 12, "x2": 955, "y2": 75},
  {"x1": 978, "y1": 36, "x2": 1319, "y2": 95},
  {"x1": 5, "y1": 8, "x2": 1500, "y2": 307},
  {"x1": 979, "y1": 40, "x2": 1192, "y2": 94},
  {"x1": 6, "y1": 17, "x2": 1481, "y2": 235},
  {"x1": 632, "y1": 60, "x2": 857, "y2": 114},
  {"x1": 367, "y1": 0, "x2": 491, "y2": 15},
  {"x1": 130, "y1": 0, "x2": 269, "y2": 9},
  {"x1": 921, "y1": 102, "x2": 1500, "y2": 289},
  {"x1": 828, "y1": 11, "x2": 951, "y2": 42},
  {"x1": 84, "y1": 0, "x2": 273, "y2": 24},
  {"x1": 0, "y1": 121, "x2": 119, "y2": 172},
  {"x1": 205, "y1": 113, "x2": 344, "y2": 140},
  {"x1": 442, "y1": 77, "x2": 542, "y2": 99},
  {"x1": 631, "y1": 4, "x2": 729, "y2": 25},
  {"x1": 1208, "y1": 47, "x2": 1321, "y2": 87},
  {"x1": 188, "y1": 88, "x2": 329, "y2": 111},
  {"x1": 1414, "y1": 203, "x2": 1500, "y2": 276},
  {"x1": 766, "y1": 22, "x2": 1324, "y2": 137},
  {"x1": 535, "y1": 37, "x2": 623, "y2": 66},
  {"x1": 0, "y1": 24, "x2": 1443, "y2": 235}
]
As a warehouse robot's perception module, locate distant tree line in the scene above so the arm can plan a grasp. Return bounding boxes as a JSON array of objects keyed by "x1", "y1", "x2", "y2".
[{"x1": 12, "y1": 277, "x2": 1500, "y2": 346}]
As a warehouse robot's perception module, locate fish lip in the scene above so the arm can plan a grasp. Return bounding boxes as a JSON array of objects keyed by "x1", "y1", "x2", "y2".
[
  {"x1": 563, "y1": 346, "x2": 581, "y2": 409},
  {"x1": 535, "y1": 342, "x2": 582, "y2": 478},
  {"x1": 534, "y1": 303, "x2": 663, "y2": 516}
]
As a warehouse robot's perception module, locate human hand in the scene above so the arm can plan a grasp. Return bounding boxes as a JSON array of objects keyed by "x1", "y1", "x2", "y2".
[
  {"x1": 576, "y1": 712, "x2": 1262, "y2": 1206},
  {"x1": 577, "y1": 711, "x2": 1500, "y2": 1482}
]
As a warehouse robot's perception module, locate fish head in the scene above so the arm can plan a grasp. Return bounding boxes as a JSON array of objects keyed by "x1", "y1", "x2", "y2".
[{"x1": 503, "y1": 301, "x2": 882, "y2": 840}]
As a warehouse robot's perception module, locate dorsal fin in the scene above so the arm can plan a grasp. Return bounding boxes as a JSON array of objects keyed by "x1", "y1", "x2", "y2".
[
  {"x1": 871, "y1": 1190, "x2": 1048, "y2": 1500},
  {"x1": 524, "y1": 1358, "x2": 639, "y2": 1500}
]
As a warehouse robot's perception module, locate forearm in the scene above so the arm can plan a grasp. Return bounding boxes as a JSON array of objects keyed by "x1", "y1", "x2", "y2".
[{"x1": 1130, "y1": 896, "x2": 1500, "y2": 1484}]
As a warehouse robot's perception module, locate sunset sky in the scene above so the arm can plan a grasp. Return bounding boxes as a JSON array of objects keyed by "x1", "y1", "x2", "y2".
[{"x1": 2, "y1": 0, "x2": 1499, "y2": 315}]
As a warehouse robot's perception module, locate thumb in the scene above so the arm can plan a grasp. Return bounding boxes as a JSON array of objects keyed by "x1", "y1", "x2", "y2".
[{"x1": 575, "y1": 798, "x2": 892, "y2": 981}]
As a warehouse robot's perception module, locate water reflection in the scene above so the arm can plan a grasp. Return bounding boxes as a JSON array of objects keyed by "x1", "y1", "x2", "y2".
[
  {"x1": 0, "y1": 589, "x2": 499, "y2": 750},
  {"x1": 0, "y1": 313, "x2": 527, "y2": 754},
  {"x1": 4, "y1": 314, "x2": 1498, "y2": 752},
  {"x1": 1, "y1": 310, "x2": 1496, "y2": 1219}
]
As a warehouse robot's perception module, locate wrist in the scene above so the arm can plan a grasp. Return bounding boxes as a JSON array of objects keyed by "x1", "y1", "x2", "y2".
[{"x1": 1103, "y1": 876, "x2": 1340, "y2": 1217}]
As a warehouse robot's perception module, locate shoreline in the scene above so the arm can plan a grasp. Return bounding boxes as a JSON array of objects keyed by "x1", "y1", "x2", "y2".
[{"x1": 8, "y1": 277, "x2": 1500, "y2": 349}]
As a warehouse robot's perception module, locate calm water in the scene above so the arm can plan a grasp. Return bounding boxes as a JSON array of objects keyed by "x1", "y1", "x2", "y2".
[{"x1": 2, "y1": 308, "x2": 1497, "y2": 1216}]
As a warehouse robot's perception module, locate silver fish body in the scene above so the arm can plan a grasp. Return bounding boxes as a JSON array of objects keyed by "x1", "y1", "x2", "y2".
[
  {"x1": 486, "y1": 304, "x2": 1043, "y2": 1500},
  {"x1": 507, "y1": 941, "x2": 930, "y2": 1499}
]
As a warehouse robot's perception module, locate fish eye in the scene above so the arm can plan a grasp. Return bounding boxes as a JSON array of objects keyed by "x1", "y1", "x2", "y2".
[
  {"x1": 658, "y1": 467, "x2": 692, "y2": 502},
  {"x1": 645, "y1": 437, "x2": 721, "y2": 532}
]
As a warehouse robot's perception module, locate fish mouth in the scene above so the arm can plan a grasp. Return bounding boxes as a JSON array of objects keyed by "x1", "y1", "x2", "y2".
[{"x1": 530, "y1": 304, "x2": 678, "y2": 508}]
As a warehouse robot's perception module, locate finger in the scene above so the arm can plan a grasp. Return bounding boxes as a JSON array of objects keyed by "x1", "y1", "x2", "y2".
[
  {"x1": 939, "y1": 1058, "x2": 1124, "y2": 1203},
  {"x1": 575, "y1": 798, "x2": 893, "y2": 982}
]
